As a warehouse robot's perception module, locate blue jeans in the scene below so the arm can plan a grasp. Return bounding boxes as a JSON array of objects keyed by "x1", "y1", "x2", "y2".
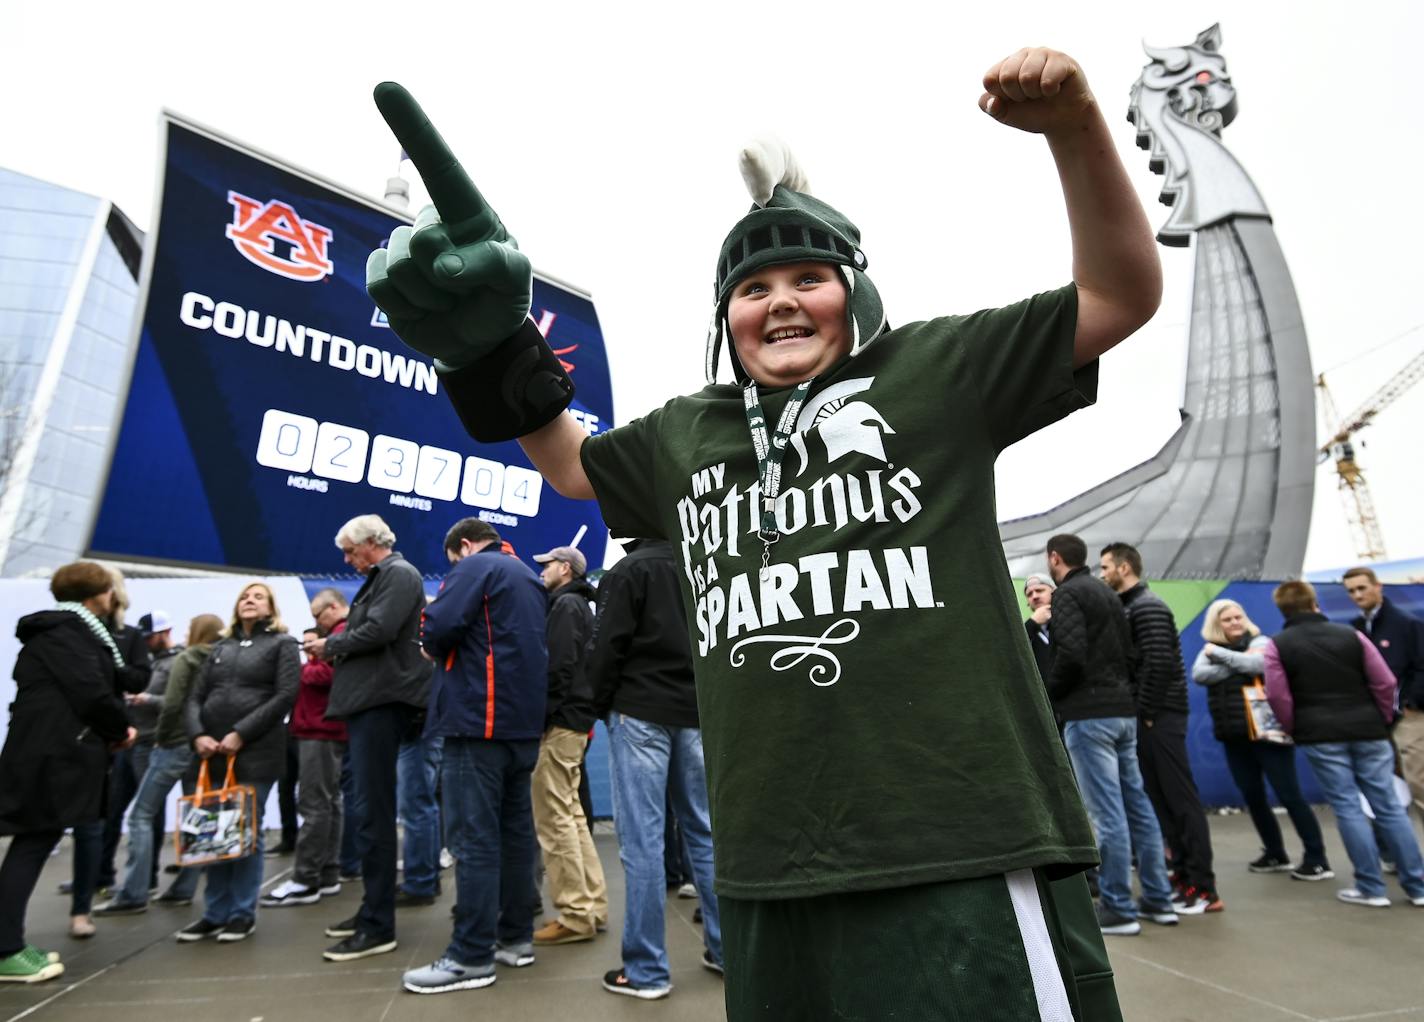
[
  {"x1": 202, "y1": 781, "x2": 273, "y2": 924},
  {"x1": 442, "y1": 737, "x2": 539, "y2": 965},
  {"x1": 70, "y1": 820, "x2": 104, "y2": 916},
  {"x1": 118, "y1": 746, "x2": 201, "y2": 905},
  {"x1": 1302, "y1": 740, "x2": 1424, "y2": 899},
  {"x1": 607, "y1": 712, "x2": 723, "y2": 986},
  {"x1": 102, "y1": 742, "x2": 158, "y2": 888},
  {"x1": 397, "y1": 735, "x2": 443, "y2": 896},
  {"x1": 1063, "y1": 716, "x2": 1174, "y2": 919}
]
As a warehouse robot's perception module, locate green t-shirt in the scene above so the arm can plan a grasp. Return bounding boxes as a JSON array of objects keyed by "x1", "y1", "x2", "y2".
[{"x1": 582, "y1": 284, "x2": 1100, "y2": 899}]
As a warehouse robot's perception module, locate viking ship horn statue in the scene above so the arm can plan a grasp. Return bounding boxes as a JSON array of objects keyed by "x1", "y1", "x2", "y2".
[{"x1": 999, "y1": 24, "x2": 1315, "y2": 581}]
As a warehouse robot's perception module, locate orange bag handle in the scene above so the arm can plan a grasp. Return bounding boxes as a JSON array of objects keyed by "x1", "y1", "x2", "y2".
[
  {"x1": 193, "y1": 753, "x2": 238, "y2": 796},
  {"x1": 217, "y1": 753, "x2": 238, "y2": 790},
  {"x1": 1242, "y1": 678, "x2": 1266, "y2": 741}
]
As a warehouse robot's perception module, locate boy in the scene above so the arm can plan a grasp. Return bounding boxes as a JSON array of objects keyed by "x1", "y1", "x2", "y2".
[{"x1": 367, "y1": 46, "x2": 1159, "y2": 1019}]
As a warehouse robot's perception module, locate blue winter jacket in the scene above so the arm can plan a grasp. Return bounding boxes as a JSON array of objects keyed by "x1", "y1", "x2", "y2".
[{"x1": 421, "y1": 546, "x2": 549, "y2": 741}]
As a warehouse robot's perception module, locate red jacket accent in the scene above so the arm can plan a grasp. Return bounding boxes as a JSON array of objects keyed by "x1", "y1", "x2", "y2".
[
  {"x1": 291, "y1": 620, "x2": 349, "y2": 741},
  {"x1": 483, "y1": 599, "x2": 496, "y2": 738}
]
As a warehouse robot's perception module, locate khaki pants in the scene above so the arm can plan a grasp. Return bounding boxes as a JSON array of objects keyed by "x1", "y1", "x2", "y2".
[
  {"x1": 532, "y1": 727, "x2": 608, "y2": 934},
  {"x1": 1395, "y1": 709, "x2": 1424, "y2": 822}
]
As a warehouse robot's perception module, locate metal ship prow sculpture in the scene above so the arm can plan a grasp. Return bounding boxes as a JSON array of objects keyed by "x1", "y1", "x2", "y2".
[{"x1": 999, "y1": 24, "x2": 1315, "y2": 581}]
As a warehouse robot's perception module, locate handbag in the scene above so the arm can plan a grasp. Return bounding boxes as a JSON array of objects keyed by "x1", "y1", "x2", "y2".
[
  {"x1": 174, "y1": 755, "x2": 258, "y2": 866},
  {"x1": 1242, "y1": 679, "x2": 1293, "y2": 745}
]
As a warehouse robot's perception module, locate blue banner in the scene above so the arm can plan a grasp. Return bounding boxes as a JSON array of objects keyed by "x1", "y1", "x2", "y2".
[{"x1": 90, "y1": 118, "x2": 613, "y2": 576}]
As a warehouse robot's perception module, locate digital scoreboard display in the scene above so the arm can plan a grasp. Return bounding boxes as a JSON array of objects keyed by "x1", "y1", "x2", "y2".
[{"x1": 89, "y1": 116, "x2": 613, "y2": 576}]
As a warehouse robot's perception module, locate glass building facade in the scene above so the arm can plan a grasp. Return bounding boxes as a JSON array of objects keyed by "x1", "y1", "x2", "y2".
[{"x1": 0, "y1": 167, "x2": 142, "y2": 577}]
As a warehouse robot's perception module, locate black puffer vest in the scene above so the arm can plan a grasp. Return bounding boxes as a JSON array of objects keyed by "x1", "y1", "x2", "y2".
[
  {"x1": 1273, "y1": 613, "x2": 1387, "y2": 744},
  {"x1": 1205, "y1": 636, "x2": 1256, "y2": 744}
]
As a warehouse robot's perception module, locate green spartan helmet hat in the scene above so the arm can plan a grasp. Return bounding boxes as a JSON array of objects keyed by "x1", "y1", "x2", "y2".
[{"x1": 706, "y1": 139, "x2": 888, "y2": 384}]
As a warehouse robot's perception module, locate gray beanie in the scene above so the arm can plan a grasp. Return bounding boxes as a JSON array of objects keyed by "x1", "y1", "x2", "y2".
[{"x1": 1023, "y1": 573, "x2": 1057, "y2": 595}]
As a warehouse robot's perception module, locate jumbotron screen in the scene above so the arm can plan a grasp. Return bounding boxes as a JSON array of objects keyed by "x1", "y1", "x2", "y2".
[{"x1": 89, "y1": 116, "x2": 613, "y2": 576}]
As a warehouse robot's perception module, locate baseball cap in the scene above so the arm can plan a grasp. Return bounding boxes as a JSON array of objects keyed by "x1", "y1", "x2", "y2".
[
  {"x1": 533, "y1": 546, "x2": 587, "y2": 576},
  {"x1": 1023, "y1": 574, "x2": 1057, "y2": 595},
  {"x1": 138, "y1": 610, "x2": 173, "y2": 635}
]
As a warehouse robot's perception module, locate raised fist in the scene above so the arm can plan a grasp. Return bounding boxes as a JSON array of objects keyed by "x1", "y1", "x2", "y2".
[
  {"x1": 978, "y1": 48, "x2": 1094, "y2": 136},
  {"x1": 367, "y1": 83, "x2": 533, "y2": 369}
]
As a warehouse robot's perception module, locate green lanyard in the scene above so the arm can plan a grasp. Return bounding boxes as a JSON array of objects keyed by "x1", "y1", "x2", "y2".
[{"x1": 742, "y1": 378, "x2": 813, "y2": 580}]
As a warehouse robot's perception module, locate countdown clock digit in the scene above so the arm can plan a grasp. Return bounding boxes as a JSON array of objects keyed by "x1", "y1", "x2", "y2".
[
  {"x1": 415, "y1": 445, "x2": 462, "y2": 502},
  {"x1": 460, "y1": 457, "x2": 505, "y2": 510},
  {"x1": 501, "y1": 466, "x2": 543, "y2": 517},
  {"x1": 367, "y1": 435, "x2": 419, "y2": 493},
  {"x1": 256, "y1": 409, "x2": 317, "y2": 473},
  {"x1": 312, "y1": 422, "x2": 370, "y2": 483}
]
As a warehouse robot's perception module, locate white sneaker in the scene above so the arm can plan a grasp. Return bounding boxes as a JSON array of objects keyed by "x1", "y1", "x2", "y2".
[
  {"x1": 440, "y1": 848, "x2": 455, "y2": 870},
  {"x1": 676, "y1": 883, "x2": 697, "y2": 899},
  {"x1": 1336, "y1": 888, "x2": 1391, "y2": 908},
  {"x1": 259, "y1": 880, "x2": 320, "y2": 907},
  {"x1": 318, "y1": 882, "x2": 342, "y2": 897}
]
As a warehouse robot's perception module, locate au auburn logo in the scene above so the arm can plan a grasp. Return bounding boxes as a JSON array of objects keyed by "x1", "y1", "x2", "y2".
[{"x1": 225, "y1": 191, "x2": 334, "y2": 282}]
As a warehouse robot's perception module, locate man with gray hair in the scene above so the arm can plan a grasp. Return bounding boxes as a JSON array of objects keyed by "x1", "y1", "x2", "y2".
[{"x1": 304, "y1": 515, "x2": 431, "y2": 963}]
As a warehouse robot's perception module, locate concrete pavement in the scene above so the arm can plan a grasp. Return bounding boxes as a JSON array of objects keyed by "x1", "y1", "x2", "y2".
[{"x1": 3, "y1": 811, "x2": 1423, "y2": 1020}]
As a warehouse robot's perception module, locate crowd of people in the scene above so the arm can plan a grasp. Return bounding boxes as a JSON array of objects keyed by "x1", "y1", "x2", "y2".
[
  {"x1": 4, "y1": 524, "x2": 1419, "y2": 1008},
  {"x1": 0, "y1": 511, "x2": 721, "y2": 999},
  {"x1": 1027, "y1": 537, "x2": 1424, "y2": 935}
]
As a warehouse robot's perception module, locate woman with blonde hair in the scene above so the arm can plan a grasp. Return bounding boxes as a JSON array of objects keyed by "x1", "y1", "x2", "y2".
[
  {"x1": 1192, "y1": 599, "x2": 1331, "y2": 880},
  {"x1": 178, "y1": 583, "x2": 298, "y2": 942},
  {"x1": 96, "y1": 613, "x2": 227, "y2": 915}
]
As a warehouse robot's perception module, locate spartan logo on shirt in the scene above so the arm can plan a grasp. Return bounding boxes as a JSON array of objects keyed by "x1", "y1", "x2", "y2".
[
  {"x1": 789, "y1": 377, "x2": 895, "y2": 477},
  {"x1": 678, "y1": 374, "x2": 938, "y2": 687},
  {"x1": 225, "y1": 192, "x2": 334, "y2": 282}
]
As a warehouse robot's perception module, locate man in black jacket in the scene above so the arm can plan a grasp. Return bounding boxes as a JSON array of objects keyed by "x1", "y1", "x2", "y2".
[
  {"x1": 306, "y1": 514, "x2": 431, "y2": 963},
  {"x1": 1046, "y1": 534, "x2": 1178, "y2": 937},
  {"x1": 1346, "y1": 566, "x2": 1424, "y2": 824},
  {"x1": 530, "y1": 546, "x2": 607, "y2": 946},
  {"x1": 1023, "y1": 574, "x2": 1056, "y2": 687},
  {"x1": 1101, "y1": 542, "x2": 1219, "y2": 915},
  {"x1": 587, "y1": 540, "x2": 722, "y2": 998}
]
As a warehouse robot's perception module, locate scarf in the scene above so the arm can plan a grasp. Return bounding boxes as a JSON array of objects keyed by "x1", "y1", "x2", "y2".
[{"x1": 56, "y1": 602, "x2": 126, "y2": 669}]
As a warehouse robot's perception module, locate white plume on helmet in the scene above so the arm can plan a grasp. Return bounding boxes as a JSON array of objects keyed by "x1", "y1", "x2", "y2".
[{"x1": 738, "y1": 136, "x2": 810, "y2": 208}]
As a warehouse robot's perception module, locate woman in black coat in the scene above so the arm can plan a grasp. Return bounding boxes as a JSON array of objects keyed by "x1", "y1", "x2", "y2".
[
  {"x1": 177, "y1": 582, "x2": 299, "y2": 943},
  {"x1": 0, "y1": 562, "x2": 134, "y2": 984}
]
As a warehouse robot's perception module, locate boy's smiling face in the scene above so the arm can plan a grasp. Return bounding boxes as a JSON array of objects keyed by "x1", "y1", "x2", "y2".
[{"x1": 728, "y1": 261, "x2": 849, "y2": 388}]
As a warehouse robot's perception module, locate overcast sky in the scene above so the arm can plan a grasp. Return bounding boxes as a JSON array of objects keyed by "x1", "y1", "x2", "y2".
[{"x1": 4, "y1": 1, "x2": 1420, "y2": 575}]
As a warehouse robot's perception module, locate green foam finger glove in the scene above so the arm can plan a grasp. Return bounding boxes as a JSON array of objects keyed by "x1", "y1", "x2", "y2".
[{"x1": 366, "y1": 83, "x2": 533, "y2": 369}]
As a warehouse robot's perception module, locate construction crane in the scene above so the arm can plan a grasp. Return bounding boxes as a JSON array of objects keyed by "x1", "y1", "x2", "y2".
[{"x1": 1317, "y1": 347, "x2": 1424, "y2": 561}]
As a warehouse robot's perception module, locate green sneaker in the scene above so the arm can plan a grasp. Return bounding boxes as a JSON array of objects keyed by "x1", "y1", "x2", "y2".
[{"x1": 0, "y1": 946, "x2": 64, "y2": 983}]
